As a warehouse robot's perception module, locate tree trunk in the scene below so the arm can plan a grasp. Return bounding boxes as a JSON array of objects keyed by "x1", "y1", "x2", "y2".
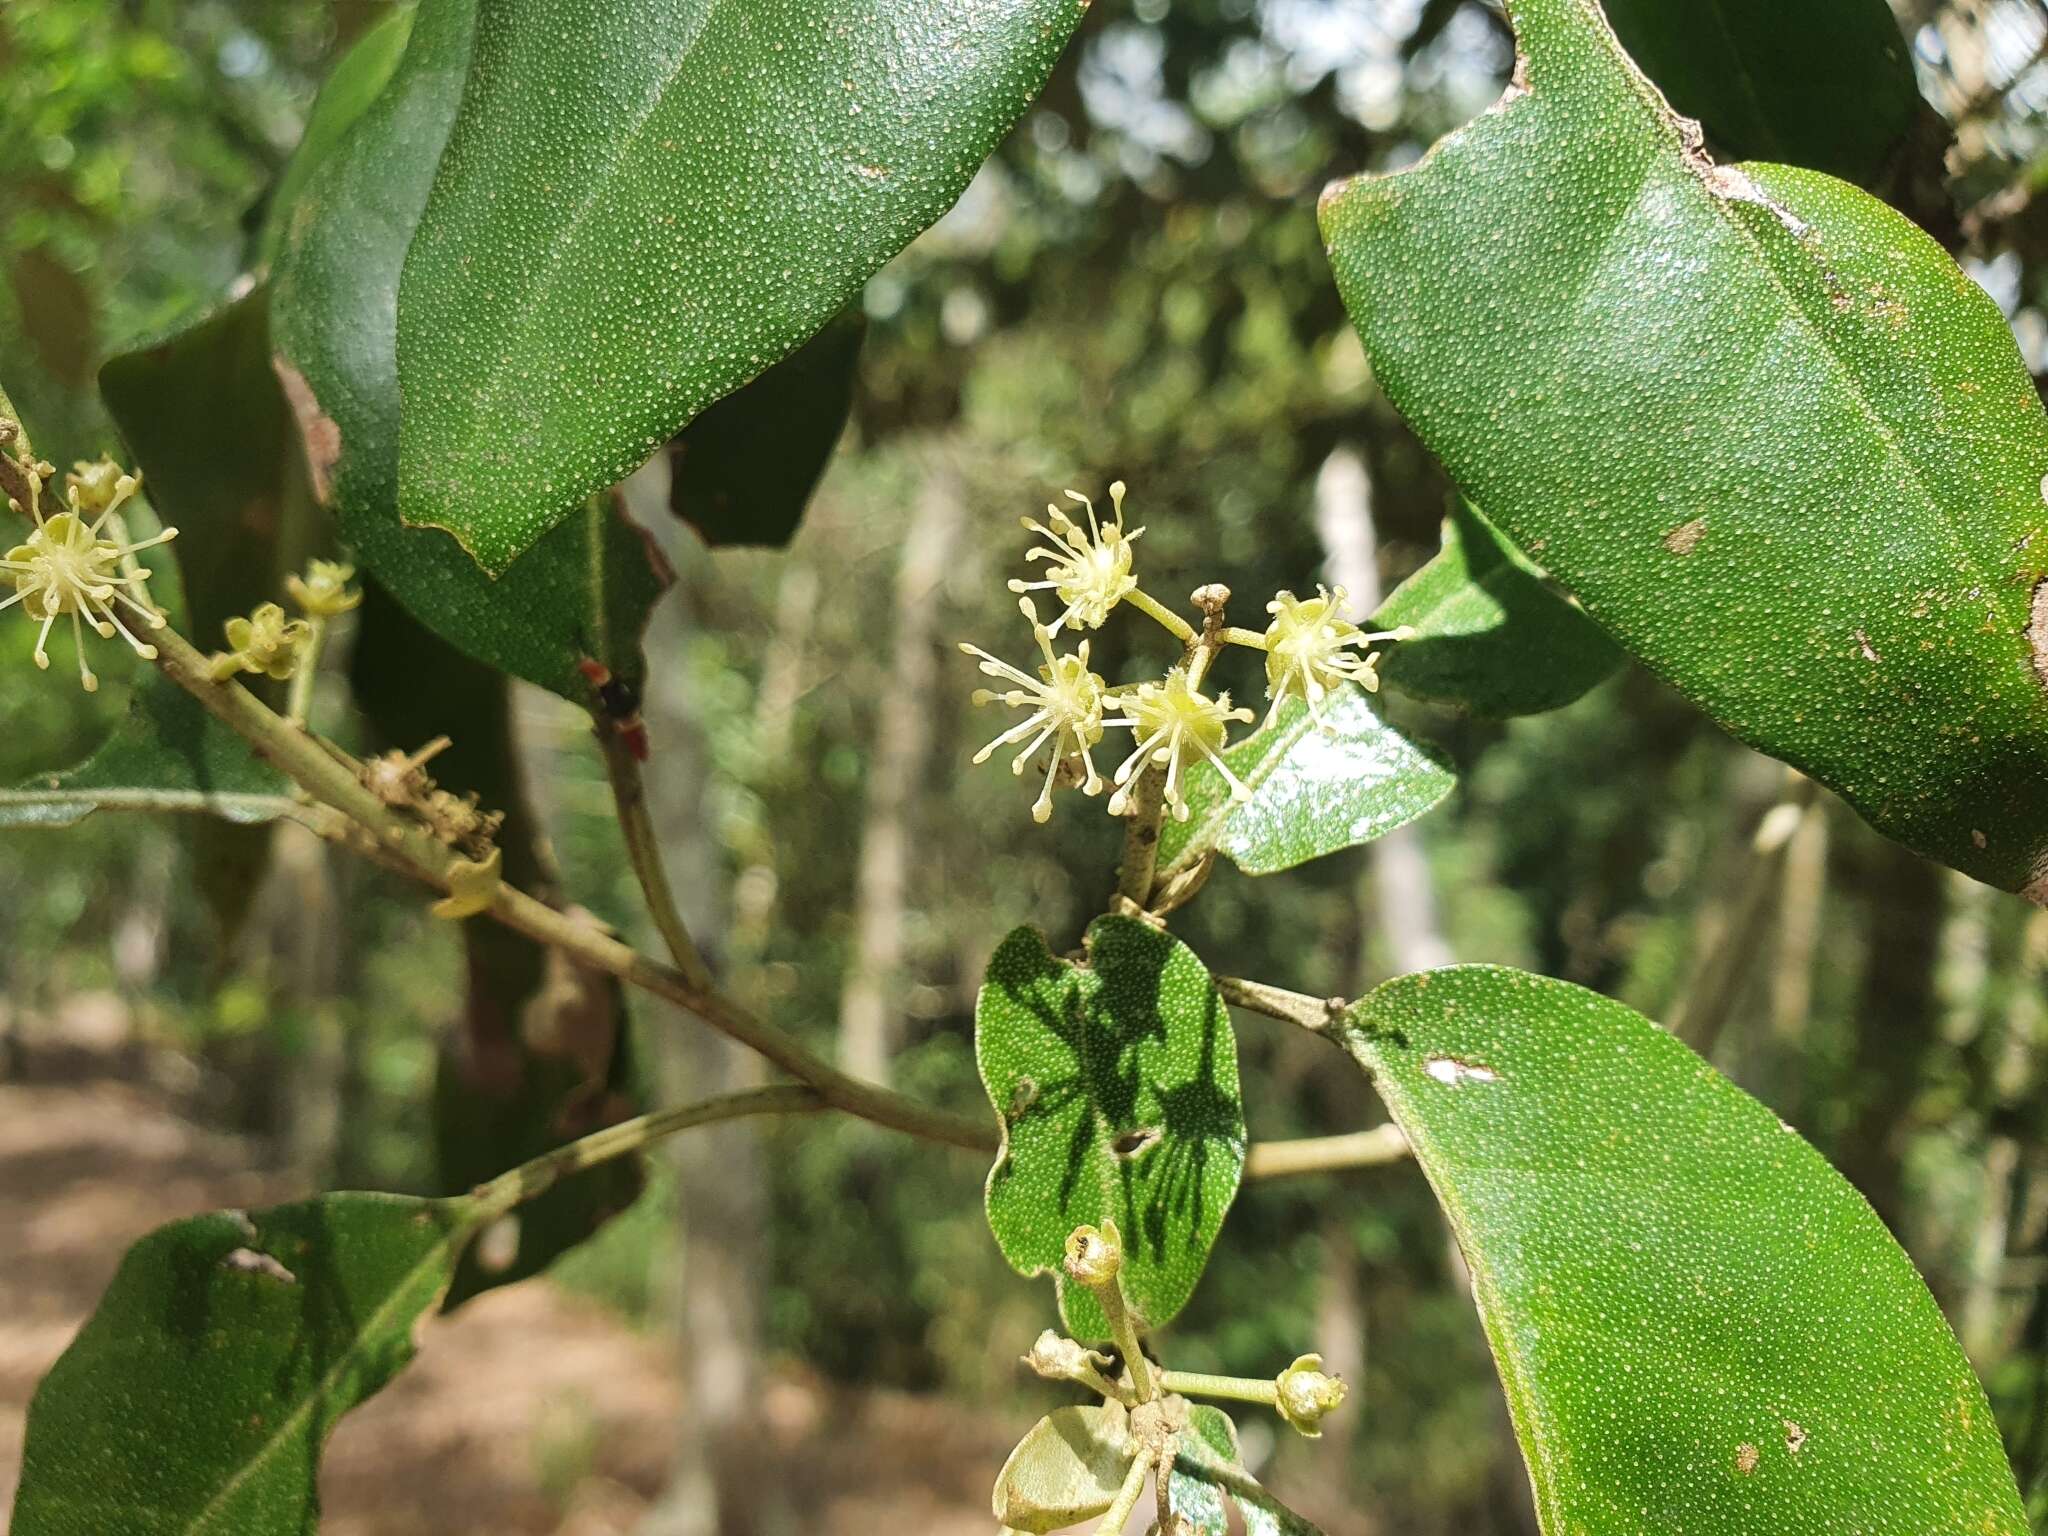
[{"x1": 837, "y1": 456, "x2": 964, "y2": 1084}]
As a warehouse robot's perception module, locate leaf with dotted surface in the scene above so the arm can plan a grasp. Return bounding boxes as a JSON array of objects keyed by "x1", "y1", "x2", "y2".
[
  {"x1": 12, "y1": 1193, "x2": 476, "y2": 1536},
  {"x1": 1320, "y1": 0, "x2": 2048, "y2": 893},
  {"x1": 269, "y1": 0, "x2": 669, "y2": 702},
  {"x1": 1342, "y1": 966, "x2": 2025, "y2": 1534},
  {"x1": 1153, "y1": 688, "x2": 1455, "y2": 881},
  {"x1": 392, "y1": 0, "x2": 1088, "y2": 572},
  {"x1": 1167, "y1": 1405, "x2": 1328, "y2": 1536},
  {"x1": 1374, "y1": 499, "x2": 1623, "y2": 716},
  {"x1": 977, "y1": 917, "x2": 1245, "y2": 1343}
]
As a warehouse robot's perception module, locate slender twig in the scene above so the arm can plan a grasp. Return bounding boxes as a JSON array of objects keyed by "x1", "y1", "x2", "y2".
[
  {"x1": 1216, "y1": 974, "x2": 1345, "y2": 1036},
  {"x1": 472, "y1": 1084, "x2": 824, "y2": 1221},
  {"x1": 597, "y1": 729, "x2": 716, "y2": 993},
  {"x1": 1128, "y1": 587, "x2": 1197, "y2": 645},
  {"x1": 141, "y1": 617, "x2": 1381, "y2": 1178},
  {"x1": 1115, "y1": 764, "x2": 1167, "y2": 906},
  {"x1": 285, "y1": 616, "x2": 326, "y2": 728},
  {"x1": 1244, "y1": 1125, "x2": 1408, "y2": 1177}
]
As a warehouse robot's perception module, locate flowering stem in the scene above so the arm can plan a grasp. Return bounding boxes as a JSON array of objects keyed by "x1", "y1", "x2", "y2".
[
  {"x1": 472, "y1": 1084, "x2": 824, "y2": 1222},
  {"x1": 1220, "y1": 625, "x2": 1268, "y2": 649},
  {"x1": 1127, "y1": 586, "x2": 1198, "y2": 645},
  {"x1": 1156, "y1": 1370, "x2": 1280, "y2": 1407},
  {"x1": 285, "y1": 616, "x2": 326, "y2": 729},
  {"x1": 1243, "y1": 1125, "x2": 1409, "y2": 1176}
]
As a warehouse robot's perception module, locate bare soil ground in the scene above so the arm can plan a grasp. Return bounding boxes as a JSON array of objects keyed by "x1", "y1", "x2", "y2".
[{"x1": 0, "y1": 1072, "x2": 1024, "y2": 1535}]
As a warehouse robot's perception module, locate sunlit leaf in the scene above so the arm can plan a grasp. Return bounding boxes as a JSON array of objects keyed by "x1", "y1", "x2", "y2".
[
  {"x1": 1154, "y1": 689, "x2": 1454, "y2": 880},
  {"x1": 392, "y1": 0, "x2": 1088, "y2": 571},
  {"x1": 1343, "y1": 965, "x2": 2027, "y2": 1534},
  {"x1": 977, "y1": 917, "x2": 1245, "y2": 1342},
  {"x1": 1321, "y1": 0, "x2": 2048, "y2": 892},
  {"x1": 992, "y1": 1403, "x2": 1136, "y2": 1534}
]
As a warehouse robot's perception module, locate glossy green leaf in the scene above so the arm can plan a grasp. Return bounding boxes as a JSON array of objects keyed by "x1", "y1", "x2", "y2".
[
  {"x1": 991, "y1": 1403, "x2": 1136, "y2": 1533},
  {"x1": 1375, "y1": 500, "x2": 1623, "y2": 716},
  {"x1": 349, "y1": 582, "x2": 644, "y2": 1306},
  {"x1": 1154, "y1": 688, "x2": 1454, "y2": 880},
  {"x1": 393, "y1": 0, "x2": 1088, "y2": 572},
  {"x1": 669, "y1": 308, "x2": 865, "y2": 548},
  {"x1": 269, "y1": 0, "x2": 668, "y2": 701},
  {"x1": 1599, "y1": 0, "x2": 1917, "y2": 187},
  {"x1": 977, "y1": 917, "x2": 1245, "y2": 1342},
  {"x1": 1321, "y1": 0, "x2": 2048, "y2": 893},
  {"x1": 13, "y1": 1193, "x2": 475, "y2": 1536},
  {"x1": 0, "y1": 673, "x2": 291, "y2": 830},
  {"x1": 257, "y1": 3, "x2": 416, "y2": 263},
  {"x1": 1343, "y1": 966, "x2": 2025, "y2": 1534}
]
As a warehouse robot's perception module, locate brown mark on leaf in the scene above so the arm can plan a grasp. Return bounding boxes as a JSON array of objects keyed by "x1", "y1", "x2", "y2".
[
  {"x1": 1783, "y1": 1420, "x2": 1807, "y2": 1455},
  {"x1": 1735, "y1": 1443, "x2": 1760, "y2": 1476},
  {"x1": 2027, "y1": 578, "x2": 2048, "y2": 695},
  {"x1": 1662, "y1": 518, "x2": 1706, "y2": 556},
  {"x1": 1008, "y1": 1075, "x2": 1040, "y2": 1120},
  {"x1": 1854, "y1": 629, "x2": 1880, "y2": 663},
  {"x1": 221, "y1": 1247, "x2": 298, "y2": 1284},
  {"x1": 274, "y1": 357, "x2": 340, "y2": 504},
  {"x1": 1111, "y1": 1125, "x2": 1163, "y2": 1159}
]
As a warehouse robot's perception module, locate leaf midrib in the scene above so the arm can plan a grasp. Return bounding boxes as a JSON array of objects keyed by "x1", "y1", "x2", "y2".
[{"x1": 181, "y1": 1206, "x2": 474, "y2": 1536}]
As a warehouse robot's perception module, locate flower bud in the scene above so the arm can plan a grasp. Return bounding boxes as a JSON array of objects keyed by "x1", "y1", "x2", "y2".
[
  {"x1": 1275, "y1": 1353, "x2": 1346, "y2": 1437},
  {"x1": 66, "y1": 459, "x2": 136, "y2": 517},
  {"x1": 1062, "y1": 1221, "x2": 1124, "y2": 1289},
  {"x1": 287, "y1": 559, "x2": 362, "y2": 618},
  {"x1": 208, "y1": 602, "x2": 311, "y2": 682}
]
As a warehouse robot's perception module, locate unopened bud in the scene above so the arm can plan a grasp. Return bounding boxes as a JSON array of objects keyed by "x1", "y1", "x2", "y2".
[
  {"x1": 1024, "y1": 1329, "x2": 1105, "y2": 1383},
  {"x1": 66, "y1": 459, "x2": 135, "y2": 517},
  {"x1": 287, "y1": 559, "x2": 362, "y2": 618},
  {"x1": 1062, "y1": 1222, "x2": 1123, "y2": 1289},
  {"x1": 1275, "y1": 1353, "x2": 1346, "y2": 1437}
]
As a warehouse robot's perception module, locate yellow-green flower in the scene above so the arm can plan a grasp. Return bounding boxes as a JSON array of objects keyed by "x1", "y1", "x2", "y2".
[
  {"x1": 1008, "y1": 481, "x2": 1143, "y2": 635},
  {"x1": 209, "y1": 602, "x2": 311, "y2": 683},
  {"x1": 961, "y1": 599, "x2": 1110, "y2": 823},
  {"x1": 1104, "y1": 667, "x2": 1253, "y2": 822},
  {"x1": 287, "y1": 559, "x2": 362, "y2": 618},
  {"x1": 1261, "y1": 585, "x2": 1411, "y2": 727},
  {"x1": 1275, "y1": 1353, "x2": 1347, "y2": 1437},
  {"x1": 1, "y1": 463, "x2": 173, "y2": 691}
]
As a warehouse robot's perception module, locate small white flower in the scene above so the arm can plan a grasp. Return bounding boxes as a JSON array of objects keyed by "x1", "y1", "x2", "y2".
[
  {"x1": 1007, "y1": 480, "x2": 1143, "y2": 635},
  {"x1": 1, "y1": 463, "x2": 174, "y2": 692},
  {"x1": 1261, "y1": 586, "x2": 1411, "y2": 727},
  {"x1": 1104, "y1": 667, "x2": 1254, "y2": 822},
  {"x1": 960, "y1": 598, "x2": 1110, "y2": 823}
]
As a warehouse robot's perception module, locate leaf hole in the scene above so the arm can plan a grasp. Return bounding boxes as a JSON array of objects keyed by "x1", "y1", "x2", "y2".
[
  {"x1": 1110, "y1": 1126, "x2": 1163, "y2": 1159},
  {"x1": 1423, "y1": 1056, "x2": 1499, "y2": 1087}
]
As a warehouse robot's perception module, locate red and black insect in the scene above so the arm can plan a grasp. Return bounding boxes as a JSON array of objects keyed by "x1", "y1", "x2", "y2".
[{"x1": 577, "y1": 657, "x2": 650, "y2": 761}]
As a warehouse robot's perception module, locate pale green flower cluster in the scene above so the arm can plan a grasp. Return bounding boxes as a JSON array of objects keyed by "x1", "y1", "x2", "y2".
[{"x1": 960, "y1": 481, "x2": 1411, "y2": 824}]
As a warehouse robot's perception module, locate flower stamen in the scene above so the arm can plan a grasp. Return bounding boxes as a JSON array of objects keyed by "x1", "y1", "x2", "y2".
[
  {"x1": 1104, "y1": 667, "x2": 1254, "y2": 822},
  {"x1": 1006, "y1": 480, "x2": 1143, "y2": 636},
  {"x1": 1261, "y1": 585, "x2": 1412, "y2": 728},
  {"x1": 960, "y1": 598, "x2": 1109, "y2": 822}
]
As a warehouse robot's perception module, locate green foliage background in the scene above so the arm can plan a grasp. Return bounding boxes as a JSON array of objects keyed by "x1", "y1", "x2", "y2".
[{"x1": 8, "y1": 0, "x2": 2048, "y2": 1528}]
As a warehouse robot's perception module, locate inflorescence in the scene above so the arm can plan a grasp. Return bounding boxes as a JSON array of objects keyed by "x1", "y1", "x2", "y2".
[
  {"x1": 2, "y1": 456, "x2": 175, "y2": 692},
  {"x1": 961, "y1": 481, "x2": 1411, "y2": 824}
]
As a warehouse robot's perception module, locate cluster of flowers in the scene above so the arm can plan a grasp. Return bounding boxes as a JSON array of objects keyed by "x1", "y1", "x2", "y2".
[
  {"x1": 1, "y1": 456, "x2": 174, "y2": 692},
  {"x1": 960, "y1": 482, "x2": 1409, "y2": 824}
]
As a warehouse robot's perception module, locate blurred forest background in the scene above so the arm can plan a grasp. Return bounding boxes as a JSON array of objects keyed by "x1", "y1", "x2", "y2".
[{"x1": 6, "y1": 0, "x2": 2048, "y2": 1531}]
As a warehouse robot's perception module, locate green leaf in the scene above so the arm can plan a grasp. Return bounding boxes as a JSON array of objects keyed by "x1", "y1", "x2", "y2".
[
  {"x1": 1375, "y1": 500, "x2": 1623, "y2": 716},
  {"x1": 270, "y1": 0, "x2": 668, "y2": 702},
  {"x1": 393, "y1": 0, "x2": 1088, "y2": 572},
  {"x1": 1343, "y1": 966, "x2": 2026, "y2": 1534},
  {"x1": 1599, "y1": 0, "x2": 1918, "y2": 187},
  {"x1": 669, "y1": 308, "x2": 865, "y2": 548},
  {"x1": 257, "y1": 3, "x2": 417, "y2": 263},
  {"x1": 1154, "y1": 689, "x2": 1455, "y2": 880},
  {"x1": 100, "y1": 286, "x2": 319, "y2": 647},
  {"x1": 1320, "y1": 0, "x2": 2048, "y2": 893},
  {"x1": 0, "y1": 673, "x2": 291, "y2": 830},
  {"x1": 1168, "y1": 1405, "x2": 1328, "y2": 1536},
  {"x1": 991, "y1": 1403, "x2": 1136, "y2": 1534},
  {"x1": 977, "y1": 917, "x2": 1245, "y2": 1342},
  {"x1": 349, "y1": 581, "x2": 644, "y2": 1305},
  {"x1": 13, "y1": 1193, "x2": 476, "y2": 1536}
]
